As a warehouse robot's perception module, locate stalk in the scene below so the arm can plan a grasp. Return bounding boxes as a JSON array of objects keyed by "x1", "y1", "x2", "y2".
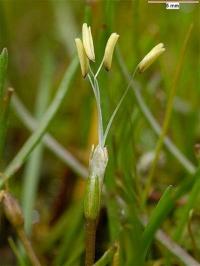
[{"x1": 85, "y1": 218, "x2": 97, "y2": 266}]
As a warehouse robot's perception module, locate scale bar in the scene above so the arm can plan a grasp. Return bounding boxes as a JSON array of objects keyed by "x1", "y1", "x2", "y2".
[{"x1": 148, "y1": 1, "x2": 199, "y2": 2}]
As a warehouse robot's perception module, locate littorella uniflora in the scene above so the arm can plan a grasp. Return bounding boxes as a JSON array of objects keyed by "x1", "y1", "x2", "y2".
[{"x1": 75, "y1": 23, "x2": 165, "y2": 266}]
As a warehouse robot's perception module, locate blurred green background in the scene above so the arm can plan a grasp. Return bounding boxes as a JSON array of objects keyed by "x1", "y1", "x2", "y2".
[{"x1": 0, "y1": 0, "x2": 199, "y2": 265}]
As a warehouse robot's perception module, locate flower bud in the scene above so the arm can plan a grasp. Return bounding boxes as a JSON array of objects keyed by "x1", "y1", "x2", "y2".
[
  {"x1": 82, "y1": 23, "x2": 95, "y2": 61},
  {"x1": 2, "y1": 191, "x2": 24, "y2": 228},
  {"x1": 84, "y1": 176, "x2": 100, "y2": 219},
  {"x1": 103, "y1": 33, "x2": 119, "y2": 71},
  {"x1": 89, "y1": 145, "x2": 108, "y2": 186},
  {"x1": 138, "y1": 43, "x2": 165, "y2": 73},
  {"x1": 75, "y1": 38, "x2": 89, "y2": 78}
]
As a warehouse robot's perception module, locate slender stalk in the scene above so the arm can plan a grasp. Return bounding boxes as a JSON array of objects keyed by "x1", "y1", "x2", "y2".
[
  {"x1": 88, "y1": 73, "x2": 103, "y2": 146},
  {"x1": 17, "y1": 228, "x2": 42, "y2": 266},
  {"x1": 142, "y1": 24, "x2": 194, "y2": 205},
  {"x1": 85, "y1": 218, "x2": 96, "y2": 266},
  {"x1": 0, "y1": 57, "x2": 78, "y2": 188},
  {"x1": 94, "y1": 59, "x2": 104, "y2": 79},
  {"x1": 103, "y1": 67, "x2": 138, "y2": 145},
  {"x1": 116, "y1": 49, "x2": 196, "y2": 175}
]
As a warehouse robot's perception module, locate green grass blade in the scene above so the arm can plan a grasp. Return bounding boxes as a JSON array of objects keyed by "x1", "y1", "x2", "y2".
[
  {"x1": 0, "y1": 48, "x2": 8, "y2": 98},
  {"x1": 93, "y1": 245, "x2": 116, "y2": 266},
  {"x1": 0, "y1": 48, "x2": 8, "y2": 159},
  {"x1": 22, "y1": 52, "x2": 53, "y2": 235},
  {"x1": 8, "y1": 237, "x2": 27, "y2": 266},
  {"x1": 0, "y1": 87, "x2": 13, "y2": 161},
  {"x1": 0, "y1": 57, "x2": 78, "y2": 187},
  {"x1": 11, "y1": 94, "x2": 88, "y2": 178},
  {"x1": 142, "y1": 185, "x2": 174, "y2": 257}
]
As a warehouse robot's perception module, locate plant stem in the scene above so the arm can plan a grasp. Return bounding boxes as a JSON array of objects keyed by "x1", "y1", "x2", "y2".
[
  {"x1": 85, "y1": 218, "x2": 96, "y2": 266},
  {"x1": 103, "y1": 67, "x2": 138, "y2": 145},
  {"x1": 17, "y1": 228, "x2": 42, "y2": 266},
  {"x1": 0, "y1": 57, "x2": 78, "y2": 188}
]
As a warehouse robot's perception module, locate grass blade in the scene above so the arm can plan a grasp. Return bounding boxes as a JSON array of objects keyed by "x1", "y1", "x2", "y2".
[
  {"x1": 22, "y1": 52, "x2": 53, "y2": 235},
  {"x1": 0, "y1": 57, "x2": 78, "y2": 187}
]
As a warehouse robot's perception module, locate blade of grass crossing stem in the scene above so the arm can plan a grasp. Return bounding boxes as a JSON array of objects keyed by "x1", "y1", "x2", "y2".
[
  {"x1": 22, "y1": 53, "x2": 53, "y2": 235},
  {"x1": 142, "y1": 24, "x2": 194, "y2": 206},
  {"x1": 11, "y1": 94, "x2": 88, "y2": 178},
  {"x1": 0, "y1": 48, "x2": 8, "y2": 160},
  {"x1": 0, "y1": 57, "x2": 78, "y2": 188},
  {"x1": 142, "y1": 186, "x2": 174, "y2": 258},
  {"x1": 173, "y1": 167, "x2": 200, "y2": 243}
]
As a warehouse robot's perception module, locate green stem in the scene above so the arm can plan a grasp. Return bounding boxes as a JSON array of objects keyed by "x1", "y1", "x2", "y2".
[{"x1": 0, "y1": 57, "x2": 78, "y2": 188}]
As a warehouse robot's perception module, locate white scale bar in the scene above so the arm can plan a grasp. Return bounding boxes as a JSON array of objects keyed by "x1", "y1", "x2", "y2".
[{"x1": 148, "y1": 1, "x2": 199, "y2": 3}]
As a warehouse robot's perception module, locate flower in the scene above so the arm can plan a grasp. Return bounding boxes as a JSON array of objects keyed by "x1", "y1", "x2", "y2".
[
  {"x1": 138, "y1": 43, "x2": 165, "y2": 73},
  {"x1": 103, "y1": 33, "x2": 119, "y2": 71},
  {"x1": 89, "y1": 145, "x2": 108, "y2": 186},
  {"x1": 75, "y1": 38, "x2": 89, "y2": 78},
  {"x1": 82, "y1": 23, "x2": 95, "y2": 61}
]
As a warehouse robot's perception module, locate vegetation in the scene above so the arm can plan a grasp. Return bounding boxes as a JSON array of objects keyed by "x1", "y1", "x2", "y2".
[{"x1": 0, "y1": 1, "x2": 199, "y2": 266}]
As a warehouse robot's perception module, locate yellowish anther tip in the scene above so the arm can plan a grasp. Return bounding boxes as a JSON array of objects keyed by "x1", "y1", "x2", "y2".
[
  {"x1": 103, "y1": 33, "x2": 119, "y2": 71},
  {"x1": 138, "y1": 43, "x2": 166, "y2": 73},
  {"x1": 82, "y1": 23, "x2": 95, "y2": 61},
  {"x1": 75, "y1": 38, "x2": 89, "y2": 78}
]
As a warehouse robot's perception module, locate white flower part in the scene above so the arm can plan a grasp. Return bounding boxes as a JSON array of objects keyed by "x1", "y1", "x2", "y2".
[
  {"x1": 82, "y1": 23, "x2": 95, "y2": 61},
  {"x1": 138, "y1": 43, "x2": 165, "y2": 73},
  {"x1": 103, "y1": 33, "x2": 119, "y2": 71},
  {"x1": 75, "y1": 38, "x2": 89, "y2": 78},
  {"x1": 89, "y1": 145, "x2": 108, "y2": 185}
]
